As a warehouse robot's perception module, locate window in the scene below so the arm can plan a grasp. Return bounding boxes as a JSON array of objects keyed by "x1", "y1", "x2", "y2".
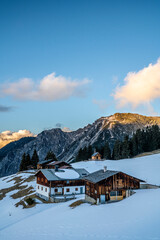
[
  {"x1": 38, "y1": 185, "x2": 39, "y2": 189},
  {"x1": 110, "y1": 191, "x2": 116, "y2": 196},
  {"x1": 45, "y1": 188, "x2": 47, "y2": 192},
  {"x1": 75, "y1": 188, "x2": 78, "y2": 191},
  {"x1": 110, "y1": 191, "x2": 122, "y2": 196},
  {"x1": 45, "y1": 179, "x2": 47, "y2": 183},
  {"x1": 41, "y1": 178, "x2": 44, "y2": 182},
  {"x1": 66, "y1": 180, "x2": 69, "y2": 184},
  {"x1": 66, "y1": 188, "x2": 70, "y2": 192},
  {"x1": 38, "y1": 177, "x2": 40, "y2": 181},
  {"x1": 41, "y1": 187, "x2": 43, "y2": 191},
  {"x1": 55, "y1": 188, "x2": 58, "y2": 193},
  {"x1": 117, "y1": 190, "x2": 122, "y2": 195}
]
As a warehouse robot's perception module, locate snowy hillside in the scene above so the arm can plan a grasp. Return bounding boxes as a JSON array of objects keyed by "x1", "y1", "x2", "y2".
[
  {"x1": 0, "y1": 154, "x2": 160, "y2": 239},
  {"x1": 73, "y1": 153, "x2": 160, "y2": 185}
]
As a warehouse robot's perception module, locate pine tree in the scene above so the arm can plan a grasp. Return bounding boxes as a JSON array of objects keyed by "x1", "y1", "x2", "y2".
[
  {"x1": 45, "y1": 151, "x2": 57, "y2": 161},
  {"x1": 121, "y1": 135, "x2": 131, "y2": 159},
  {"x1": 130, "y1": 134, "x2": 138, "y2": 156},
  {"x1": 103, "y1": 142, "x2": 111, "y2": 159},
  {"x1": 31, "y1": 149, "x2": 39, "y2": 168},
  {"x1": 19, "y1": 153, "x2": 31, "y2": 171},
  {"x1": 151, "y1": 125, "x2": 160, "y2": 150},
  {"x1": 76, "y1": 148, "x2": 83, "y2": 162},
  {"x1": 19, "y1": 153, "x2": 26, "y2": 171},
  {"x1": 87, "y1": 145, "x2": 93, "y2": 159},
  {"x1": 26, "y1": 154, "x2": 31, "y2": 167},
  {"x1": 112, "y1": 140, "x2": 122, "y2": 160}
]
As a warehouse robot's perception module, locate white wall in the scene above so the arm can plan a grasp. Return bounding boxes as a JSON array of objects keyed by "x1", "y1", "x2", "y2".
[
  {"x1": 51, "y1": 186, "x2": 85, "y2": 195},
  {"x1": 36, "y1": 184, "x2": 50, "y2": 197},
  {"x1": 36, "y1": 184, "x2": 85, "y2": 197},
  {"x1": 64, "y1": 186, "x2": 85, "y2": 195},
  {"x1": 51, "y1": 187, "x2": 63, "y2": 195}
]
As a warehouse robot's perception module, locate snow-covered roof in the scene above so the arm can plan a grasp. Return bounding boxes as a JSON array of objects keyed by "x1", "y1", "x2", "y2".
[
  {"x1": 55, "y1": 169, "x2": 79, "y2": 179},
  {"x1": 84, "y1": 169, "x2": 145, "y2": 184},
  {"x1": 38, "y1": 159, "x2": 54, "y2": 165},
  {"x1": 84, "y1": 169, "x2": 119, "y2": 183},
  {"x1": 92, "y1": 152, "x2": 101, "y2": 157},
  {"x1": 35, "y1": 168, "x2": 89, "y2": 181}
]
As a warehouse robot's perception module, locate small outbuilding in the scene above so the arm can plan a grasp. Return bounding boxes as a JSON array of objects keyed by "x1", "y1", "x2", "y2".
[
  {"x1": 84, "y1": 167, "x2": 145, "y2": 204},
  {"x1": 91, "y1": 152, "x2": 102, "y2": 160}
]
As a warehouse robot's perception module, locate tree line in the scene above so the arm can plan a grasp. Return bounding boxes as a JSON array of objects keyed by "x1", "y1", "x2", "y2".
[
  {"x1": 19, "y1": 150, "x2": 57, "y2": 171},
  {"x1": 75, "y1": 125, "x2": 160, "y2": 161},
  {"x1": 75, "y1": 142, "x2": 111, "y2": 162}
]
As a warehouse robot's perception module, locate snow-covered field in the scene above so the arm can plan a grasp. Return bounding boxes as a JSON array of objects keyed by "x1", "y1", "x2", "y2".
[{"x1": 0, "y1": 154, "x2": 160, "y2": 240}]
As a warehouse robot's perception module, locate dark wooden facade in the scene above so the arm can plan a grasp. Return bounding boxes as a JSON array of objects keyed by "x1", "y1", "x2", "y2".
[
  {"x1": 85, "y1": 172, "x2": 141, "y2": 202},
  {"x1": 46, "y1": 161, "x2": 71, "y2": 170},
  {"x1": 36, "y1": 171, "x2": 85, "y2": 189},
  {"x1": 37, "y1": 160, "x2": 53, "y2": 169},
  {"x1": 37, "y1": 160, "x2": 71, "y2": 170}
]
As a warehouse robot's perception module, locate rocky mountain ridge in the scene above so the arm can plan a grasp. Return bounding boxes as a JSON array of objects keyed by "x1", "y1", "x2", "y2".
[{"x1": 1, "y1": 112, "x2": 160, "y2": 177}]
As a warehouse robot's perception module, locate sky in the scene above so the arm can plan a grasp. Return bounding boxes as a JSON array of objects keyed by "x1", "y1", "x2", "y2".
[{"x1": 0, "y1": 0, "x2": 160, "y2": 135}]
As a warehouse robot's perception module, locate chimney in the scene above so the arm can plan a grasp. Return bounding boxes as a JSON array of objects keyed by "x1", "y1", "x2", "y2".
[
  {"x1": 104, "y1": 166, "x2": 107, "y2": 172},
  {"x1": 55, "y1": 165, "x2": 58, "y2": 172}
]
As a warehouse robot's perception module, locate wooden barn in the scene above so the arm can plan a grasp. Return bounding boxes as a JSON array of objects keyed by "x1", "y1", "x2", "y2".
[
  {"x1": 37, "y1": 160, "x2": 71, "y2": 170},
  {"x1": 91, "y1": 152, "x2": 102, "y2": 160},
  {"x1": 84, "y1": 167, "x2": 145, "y2": 204},
  {"x1": 35, "y1": 168, "x2": 89, "y2": 201}
]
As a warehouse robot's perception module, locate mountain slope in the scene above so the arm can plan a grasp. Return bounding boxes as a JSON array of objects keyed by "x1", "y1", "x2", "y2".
[
  {"x1": 0, "y1": 137, "x2": 35, "y2": 161},
  {"x1": 1, "y1": 112, "x2": 160, "y2": 177}
]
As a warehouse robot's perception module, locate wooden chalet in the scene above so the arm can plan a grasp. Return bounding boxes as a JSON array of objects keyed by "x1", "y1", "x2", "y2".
[
  {"x1": 84, "y1": 167, "x2": 145, "y2": 204},
  {"x1": 91, "y1": 152, "x2": 102, "y2": 160},
  {"x1": 37, "y1": 160, "x2": 71, "y2": 170},
  {"x1": 35, "y1": 168, "x2": 89, "y2": 201}
]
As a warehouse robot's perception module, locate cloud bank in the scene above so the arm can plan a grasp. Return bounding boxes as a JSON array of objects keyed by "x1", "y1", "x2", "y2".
[
  {"x1": 113, "y1": 59, "x2": 160, "y2": 111},
  {"x1": 0, "y1": 130, "x2": 36, "y2": 148},
  {"x1": 1, "y1": 73, "x2": 90, "y2": 101}
]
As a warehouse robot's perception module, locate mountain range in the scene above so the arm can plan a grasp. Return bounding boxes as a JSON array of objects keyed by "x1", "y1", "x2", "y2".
[{"x1": 1, "y1": 112, "x2": 160, "y2": 177}]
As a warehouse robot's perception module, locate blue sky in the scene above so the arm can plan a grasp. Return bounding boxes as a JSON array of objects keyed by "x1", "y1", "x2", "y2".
[{"x1": 0, "y1": 0, "x2": 160, "y2": 134}]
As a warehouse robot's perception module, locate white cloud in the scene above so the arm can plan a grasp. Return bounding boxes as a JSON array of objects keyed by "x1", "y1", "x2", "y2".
[
  {"x1": 93, "y1": 99, "x2": 108, "y2": 110},
  {"x1": 113, "y1": 59, "x2": 160, "y2": 112},
  {"x1": 0, "y1": 130, "x2": 36, "y2": 148},
  {"x1": 1, "y1": 73, "x2": 90, "y2": 101},
  {"x1": 62, "y1": 127, "x2": 72, "y2": 132}
]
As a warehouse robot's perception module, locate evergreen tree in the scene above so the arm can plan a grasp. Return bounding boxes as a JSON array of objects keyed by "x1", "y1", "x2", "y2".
[
  {"x1": 75, "y1": 145, "x2": 93, "y2": 162},
  {"x1": 103, "y1": 142, "x2": 111, "y2": 159},
  {"x1": 151, "y1": 125, "x2": 160, "y2": 150},
  {"x1": 76, "y1": 148, "x2": 83, "y2": 162},
  {"x1": 26, "y1": 154, "x2": 31, "y2": 166},
  {"x1": 121, "y1": 135, "x2": 131, "y2": 159},
  {"x1": 31, "y1": 149, "x2": 39, "y2": 168},
  {"x1": 112, "y1": 140, "x2": 122, "y2": 160},
  {"x1": 87, "y1": 145, "x2": 93, "y2": 159},
  {"x1": 19, "y1": 153, "x2": 26, "y2": 171},
  {"x1": 130, "y1": 134, "x2": 138, "y2": 156},
  {"x1": 45, "y1": 151, "x2": 57, "y2": 161},
  {"x1": 19, "y1": 153, "x2": 31, "y2": 171}
]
